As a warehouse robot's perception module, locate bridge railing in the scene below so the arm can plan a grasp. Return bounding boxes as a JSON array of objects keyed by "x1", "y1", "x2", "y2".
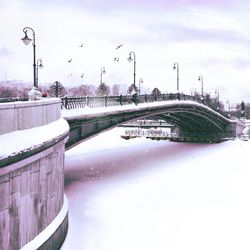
[
  {"x1": 61, "y1": 93, "x2": 227, "y2": 115},
  {"x1": 61, "y1": 93, "x2": 205, "y2": 109},
  {"x1": 0, "y1": 97, "x2": 28, "y2": 103}
]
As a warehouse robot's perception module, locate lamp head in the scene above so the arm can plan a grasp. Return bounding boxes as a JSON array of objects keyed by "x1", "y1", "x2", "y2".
[
  {"x1": 127, "y1": 56, "x2": 133, "y2": 62},
  {"x1": 38, "y1": 61, "x2": 43, "y2": 69},
  {"x1": 21, "y1": 31, "x2": 32, "y2": 45},
  {"x1": 173, "y1": 63, "x2": 178, "y2": 70},
  {"x1": 127, "y1": 53, "x2": 133, "y2": 62}
]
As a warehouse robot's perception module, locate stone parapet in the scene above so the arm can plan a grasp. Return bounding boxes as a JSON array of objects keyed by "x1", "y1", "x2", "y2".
[
  {"x1": 0, "y1": 138, "x2": 68, "y2": 250},
  {"x1": 0, "y1": 98, "x2": 61, "y2": 135},
  {"x1": 0, "y1": 98, "x2": 69, "y2": 250}
]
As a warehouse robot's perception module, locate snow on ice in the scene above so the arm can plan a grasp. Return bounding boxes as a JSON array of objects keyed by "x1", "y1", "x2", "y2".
[{"x1": 62, "y1": 127, "x2": 250, "y2": 250}]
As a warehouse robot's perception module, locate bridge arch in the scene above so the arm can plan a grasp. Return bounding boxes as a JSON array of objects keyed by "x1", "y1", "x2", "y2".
[{"x1": 63, "y1": 100, "x2": 240, "y2": 148}]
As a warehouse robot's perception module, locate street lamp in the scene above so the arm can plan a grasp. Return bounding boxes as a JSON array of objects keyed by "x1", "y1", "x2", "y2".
[
  {"x1": 215, "y1": 89, "x2": 220, "y2": 101},
  {"x1": 226, "y1": 99, "x2": 230, "y2": 112},
  {"x1": 100, "y1": 67, "x2": 106, "y2": 84},
  {"x1": 36, "y1": 59, "x2": 43, "y2": 88},
  {"x1": 173, "y1": 63, "x2": 179, "y2": 92},
  {"x1": 198, "y1": 75, "x2": 204, "y2": 97},
  {"x1": 139, "y1": 78, "x2": 143, "y2": 95},
  {"x1": 127, "y1": 51, "x2": 136, "y2": 91},
  {"x1": 190, "y1": 88, "x2": 197, "y2": 96},
  {"x1": 21, "y1": 27, "x2": 37, "y2": 88}
]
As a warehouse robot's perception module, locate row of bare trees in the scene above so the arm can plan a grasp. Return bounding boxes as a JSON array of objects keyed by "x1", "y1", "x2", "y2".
[
  {"x1": 43, "y1": 82, "x2": 146, "y2": 97},
  {"x1": 45, "y1": 82, "x2": 128, "y2": 97},
  {"x1": 0, "y1": 82, "x2": 128, "y2": 98},
  {"x1": 0, "y1": 78, "x2": 164, "y2": 98},
  {"x1": 0, "y1": 81, "x2": 248, "y2": 118},
  {"x1": 0, "y1": 86, "x2": 30, "y2": 98}
]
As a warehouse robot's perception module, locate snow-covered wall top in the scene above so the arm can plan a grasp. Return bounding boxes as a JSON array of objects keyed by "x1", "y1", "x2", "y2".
[{"x1": 0, "y1": 98, "x2": 61, "y2": 135}]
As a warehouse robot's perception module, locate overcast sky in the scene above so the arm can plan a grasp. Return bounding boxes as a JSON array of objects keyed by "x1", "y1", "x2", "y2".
[{"x1": 1, "y1": 0, "x2": 250, "y2": 105}]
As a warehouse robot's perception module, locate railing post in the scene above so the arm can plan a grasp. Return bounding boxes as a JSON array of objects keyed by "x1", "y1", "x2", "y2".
[
  {"x1": 86, "y1": 96, "x2": 89, "y2": 107},
  {"x1": 60, "y1": 97, "x2": 63, "y2": 109},
  {"x1": 119, "y1": 95, "x2": 122, "y2": 106},
  {"x1": 65, "y1": 96, "x2": 68, "y2": 109},
  {"x1": 145, "y1": 94, "x2": 147, "y2": 103},
  {"x1": 105, "y1": 95, "x2": 108, "y2": 107}
]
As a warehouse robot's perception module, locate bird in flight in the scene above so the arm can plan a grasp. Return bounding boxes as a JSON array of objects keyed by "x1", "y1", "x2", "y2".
[
  {"x1": 68, "y1": 59, "x2": 72, "y2": 63},
  {"x1": 114, "y1": 57, "x2": 119, "y2": 62},
  {"x1": 116, "y1": 44, "x2": 123, "y2": 49},
  {"x1": 80, "y1": 73, "x2": 84, "y2": 78},
  {"x1": 79, "y1": 43, "x2": 84, "y2": 47}
]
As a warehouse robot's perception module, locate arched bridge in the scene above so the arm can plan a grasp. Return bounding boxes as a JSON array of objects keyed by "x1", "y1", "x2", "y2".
[
  {"x1": 61, "y1": 93, "x2": 244, "y2": 148},
  {"x1": 0, "y1": 95, "x2": 244, "y2": 250}
]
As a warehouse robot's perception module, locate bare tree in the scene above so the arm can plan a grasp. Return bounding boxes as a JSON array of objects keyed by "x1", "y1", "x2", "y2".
[
  {"x1": 111, "y1": 84, "x2": 121, "y2": 95},
  {"x1": 49, "y1": 81, "x2": 66, "y2": 97},
  {"x1": 0, "y1": 86, "x2": 22, "y2": 97},
  {"x1": 127, "y1": 84, "x2": 138, "y2": 94},
  {"x1": 96, "y1": 83, "x2": 110, "y2": 96},
  {"x1": 151, "y1": 87, "x2": 161, "y2": 96},
  {"x1": 67, "y1": 84, "x2": 95, "y2": 96}
]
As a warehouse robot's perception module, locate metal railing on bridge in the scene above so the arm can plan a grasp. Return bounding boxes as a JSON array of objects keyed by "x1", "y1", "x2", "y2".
[
  {"x1": 61, "y1": 93, "x2": 227, "y2": 117},
  {"x1": 0, "y1": 97, "x2": 28, "y2": 103},
  {"x1": 0, "y1": 94, "x2": 227, "y2": 117},
  {"x1": 61, "y1": 93, "x2": 201, "y2": 109}
]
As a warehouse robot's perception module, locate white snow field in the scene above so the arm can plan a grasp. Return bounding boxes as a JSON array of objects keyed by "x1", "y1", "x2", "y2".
[{"x1": 62, "y1": 127, "x2": 250, "y2": 250}]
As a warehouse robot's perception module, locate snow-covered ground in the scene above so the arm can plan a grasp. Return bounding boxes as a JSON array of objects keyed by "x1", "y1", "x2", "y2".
[{"x1": 62, "y1": 128, "x2": 250, "y2": 250}]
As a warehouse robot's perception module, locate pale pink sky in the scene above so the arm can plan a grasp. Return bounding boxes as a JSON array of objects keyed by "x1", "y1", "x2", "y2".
[{"x1": 0, "y1": 0, "x2": 250, "y2": 105}]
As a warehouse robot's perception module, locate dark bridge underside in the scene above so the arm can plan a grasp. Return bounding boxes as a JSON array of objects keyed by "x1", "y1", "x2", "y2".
[
  {"x1": 65, "y1": 101, "x2": 234, "y2": 149},
  {"x1": 154, "y1": 106, "x2": 229, "y2": 134}
]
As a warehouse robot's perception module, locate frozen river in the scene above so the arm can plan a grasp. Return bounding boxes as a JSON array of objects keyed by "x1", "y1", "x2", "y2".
[{"x1": 61, "y1": 128, "x2": 250, "y2": 250}]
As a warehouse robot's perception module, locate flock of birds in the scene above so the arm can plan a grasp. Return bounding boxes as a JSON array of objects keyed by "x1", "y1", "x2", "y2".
[{"x1": 66, "y1": 43, "x2": 124, "y2": 79}]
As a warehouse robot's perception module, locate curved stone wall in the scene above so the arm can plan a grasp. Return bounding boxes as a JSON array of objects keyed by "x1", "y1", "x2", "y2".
[
  {"x1": 0, "y1": 98, "x2": 61, "y2": 136},
  {"x1": 0, "y1": 98, "x2": 69, "y2": 250}
]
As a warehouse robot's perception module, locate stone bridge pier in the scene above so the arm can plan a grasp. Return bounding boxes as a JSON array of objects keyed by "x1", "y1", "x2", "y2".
[{"x1": 0, "y1": 98, "x2": 69, "y2": 250}]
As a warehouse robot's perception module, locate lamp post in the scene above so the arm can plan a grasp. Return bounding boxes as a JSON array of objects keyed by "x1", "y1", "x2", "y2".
[
  {"x1": 100, "y1": 67, "x2": 106, "y2": 84},
  {"x1": 226, "y1": 99, "x2": 230, "y2": 112},
  {"x1": 215, "y1": 89, "x2": 220, "y2": 101},
  {"x1": 127, "y1": 51, "x2": 136, "y2": 91},
  {"x1": 36, "y1": 58, "x2": 43, "y2": 88},
  {"x1": 198, "y1": 75, "x2": 204, "y2": 97},
  {"x1": 21, "y1": 27, "x2": 37, "y2": 88},
  {"x1": 173, "y1": 63, "x2": 179, "y2": 92},
  {"x1": 139, "y1": 78, "x2": 143, "y2": 95},
  {"x1": 190, "y1": 88, "x2": 197, "y2": 96}
]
